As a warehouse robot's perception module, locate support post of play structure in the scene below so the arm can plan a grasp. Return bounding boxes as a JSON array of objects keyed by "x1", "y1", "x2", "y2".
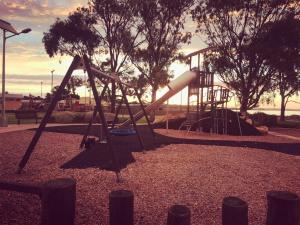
[
  {"x1": 80, "y1": 83, "x2": 109, "y2": 149},
  {"x1": 80, "y1": 106, "x2": 98, "y2": 149},
  {"x1": 167, "y1": 204, "x2": 191, "y2": 225},
  {"x1": 134, "y1": 88, "x2": 155, "y2": 139},
  {"x1": 111, "y1": 96, "x2": 124, "y2": 129},
  {"x1": 109, "y1": 190, "x2": 134, "y2": 225},
  {"x1": 118, "y1": 83, "x2": 145, "y2": 152},
  {"x1": 17, "y1": 56, "x2": 81, "y2": 173},
  {"x1": 266, "y1": 191, "x2": 300, "y2": 225},
  {"x1": 83, "y1": 55, "x2": 121, "y2": 181},
  {"x1": 41, "y1": 178, "x2": 76, "y2": 225},
  {"x1": 222, "y1": 196, "x2": 248, "y2": 225}
]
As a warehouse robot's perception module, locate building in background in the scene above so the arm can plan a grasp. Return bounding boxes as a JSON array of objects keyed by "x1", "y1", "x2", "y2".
[{"x1": 0, "y1": 93, "x2": 23, "y2": 111}]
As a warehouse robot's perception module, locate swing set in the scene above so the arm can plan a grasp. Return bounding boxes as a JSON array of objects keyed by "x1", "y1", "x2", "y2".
[{"x1": 17, "y1": 55, "x2": 155, "y2": 181}]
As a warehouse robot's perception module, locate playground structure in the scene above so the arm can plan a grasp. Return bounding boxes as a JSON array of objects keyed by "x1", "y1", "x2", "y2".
[
  {"x1": 180, "y1": 47, "x2": 231, "y2": 134},
  {"x1": 120, "y1": 47, "x2": 231, "y2": 134},
  {"x1": 17, "y1": 48, "x2": 246, "y2": 179},
  {"x1": 17, "y1": 55, "x2": 155, "y2": 181}
]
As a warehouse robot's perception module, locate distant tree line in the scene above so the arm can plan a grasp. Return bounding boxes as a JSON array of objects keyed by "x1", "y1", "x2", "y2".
[{"x1": 42, "y1": 0, "x2": 299, "y2": 121}]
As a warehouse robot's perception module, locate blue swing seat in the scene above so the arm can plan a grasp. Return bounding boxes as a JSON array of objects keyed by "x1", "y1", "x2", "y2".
[{"x1": 109, "y1": 128, "x2": 136, "y2": 136}]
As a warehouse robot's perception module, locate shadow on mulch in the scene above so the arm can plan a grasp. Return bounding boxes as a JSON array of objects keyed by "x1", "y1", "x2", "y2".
[{"x1": 37, "y1": 125, "x2": 300, "y2": 172}]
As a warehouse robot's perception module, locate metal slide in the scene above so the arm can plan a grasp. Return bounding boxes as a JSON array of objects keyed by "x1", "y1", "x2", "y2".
[{"x1": 120, "y1": 70, "x2": 197, "y2": 127}]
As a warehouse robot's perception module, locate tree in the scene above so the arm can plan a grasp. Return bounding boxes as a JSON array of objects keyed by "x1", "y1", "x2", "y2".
[
  {"x1": 51, "y1": 86, "x2": 72, "y2": 101},
  {"x1": 192, "y1": 0, "x2": 298, "y2": 113},
  {"x1": 255, "y1": 15, "x2": 300, "y2": 121},
  {"x1": 43, "y1": 0, "x2": 142, "y2": 113},
  {"x1": 88, "y1": 0, "x2": 143, "y2": 112},
  {"x1": 130, "y1": 0, "x2": 193, "y2": 103},
  {"x1": 43, "y1": 7, "x2": 101, "y2": 58},
  {"x1": 67, "y1": 76, "x2": 84, "y2": 95}
]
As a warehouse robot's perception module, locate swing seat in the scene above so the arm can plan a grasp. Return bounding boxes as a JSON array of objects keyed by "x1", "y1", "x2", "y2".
[{"x1": 109, "y1": 128, "x2": 136, "y2": 136}]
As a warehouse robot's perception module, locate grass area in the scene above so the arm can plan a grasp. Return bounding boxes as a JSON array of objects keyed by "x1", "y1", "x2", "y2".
[
  {"x1": 4, "y1": 111, "x2": 150, "y2": 125},
  {"x1": 6, "y1": 112, "x2": 45, "y2": 125},
  {"x1": 4, "y1": 111, "x2": 300, "y2": 129}
]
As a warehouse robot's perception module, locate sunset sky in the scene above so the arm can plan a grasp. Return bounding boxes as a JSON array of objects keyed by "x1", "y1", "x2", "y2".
[{"x1": 0, "y1": 0, "x2": 299, "y2": 110}]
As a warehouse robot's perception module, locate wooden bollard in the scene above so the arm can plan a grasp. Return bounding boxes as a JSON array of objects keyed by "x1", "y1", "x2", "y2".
[
  {"x1": 222, "y1": 196, "x2": 248, "y2": 225},
  {"x1": 109, "y1": 190, "x2": 134, "y2": 225},
  {"x1": 167, "y1": 204, "x2": 191, "y2": 225},
  {"x1": 266, "y1": 191, "x2": 300, "y2": 225},
  {"x1": 40, "y1": 178, "x2": 76, "y2": 225}
]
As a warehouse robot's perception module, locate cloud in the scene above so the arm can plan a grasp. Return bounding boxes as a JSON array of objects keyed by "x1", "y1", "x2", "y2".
[
  {"x1": 0, "y1": 0, "x2": 88, "y2": 31},
  {"x1": 0, "y1": 0, "x2": 87, "y2": 18}
]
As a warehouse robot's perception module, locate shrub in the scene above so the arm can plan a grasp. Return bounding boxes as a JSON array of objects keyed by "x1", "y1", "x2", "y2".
[
  {"x1": 72, "y1": 113, "x2": 85, "y2": 123},
  {"x1": 250, "y1": 112, "x2": 277, "y2": 127}
]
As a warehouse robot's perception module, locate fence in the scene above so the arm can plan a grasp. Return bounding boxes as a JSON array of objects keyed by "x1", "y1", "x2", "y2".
[{"x1": 0, "y1": 178, "x2": 299, "y2": 225}]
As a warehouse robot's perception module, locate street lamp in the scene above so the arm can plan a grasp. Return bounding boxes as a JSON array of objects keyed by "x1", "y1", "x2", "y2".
[
  {"x1": 0, "y1": 19, "x2": 31, "y2": 127},
  {"x1": 51, "y1": 69, "x2": 55, "y2": 91},
  {"x1": 41, "y1": 81, "x2": 43, "y2": 98}
]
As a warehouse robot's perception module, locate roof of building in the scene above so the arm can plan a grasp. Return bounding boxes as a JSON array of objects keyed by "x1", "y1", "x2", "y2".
[{"x1": 0, "y1": 93, "x2": 23, "y2": 99}]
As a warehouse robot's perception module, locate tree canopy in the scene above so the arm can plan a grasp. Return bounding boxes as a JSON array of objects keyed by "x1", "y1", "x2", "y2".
[
  {"x1": 131, "y1": 0, "x2": 193, "y2": 103},
  {"x1": 43, "y1": 8, "x2": 100, "y2": 58},
  {"x1": 192, "y1": 0, "x2": 299, "y2": 112},
  {"x1": 43, "y1": 0, "x2": 142, "y2": 112},
  {"x1": 255, "y1": 15, "x2": 300, "y2": 120}
]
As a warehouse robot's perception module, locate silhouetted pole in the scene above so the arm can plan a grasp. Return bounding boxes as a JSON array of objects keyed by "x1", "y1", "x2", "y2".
[
  {"x1": 51, "y1": 69, "x2": 55, "y2": 91},
  {"x1": 266, "y1": 191, "x2": 300, "y2": 225},
  {"x1": 167, "y1": 204, "x2": 191, "y2": 225},
  {"x1": 109, "y1": 190, "x2": 134, "y2": 225},
  {"x1": 17, "y1": 56, "x2": 81, "y2": 172},
  {"x1": 222, "y1": 196, "x2": 248, "y2": 225}
]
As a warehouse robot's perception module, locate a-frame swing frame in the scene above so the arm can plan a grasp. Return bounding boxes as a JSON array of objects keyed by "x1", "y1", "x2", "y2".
[
  {"x1": 17, "y1": 54, "x2": 155, "y2": 181},
  {"x1": 17, "y1": 55, "x2": 123, "y2": 179}
]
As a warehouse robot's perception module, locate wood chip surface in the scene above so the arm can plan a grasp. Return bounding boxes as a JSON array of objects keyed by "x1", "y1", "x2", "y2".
[{"x1": 0, "y1": 129, "x2": 299, "y2": 225}]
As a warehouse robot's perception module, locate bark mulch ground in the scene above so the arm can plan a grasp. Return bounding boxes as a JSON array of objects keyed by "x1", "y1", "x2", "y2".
[
  {"x1": 0, "y1": 125, "x2": 299, "y2": 225},
  {"x1": 44, "y1": 125, "x2": 300, "y2": 171}
]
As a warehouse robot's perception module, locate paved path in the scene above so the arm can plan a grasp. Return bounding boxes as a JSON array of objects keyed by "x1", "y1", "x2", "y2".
[
  {"x1": 0, "y1": 124, "x2": 84, "y2": 134},
  {"x1": 269, "y1": 131, "x2": 300, "y2": 141},
  {"x1": 1, "y1": 124, "x2": 300, "y2": 142}
]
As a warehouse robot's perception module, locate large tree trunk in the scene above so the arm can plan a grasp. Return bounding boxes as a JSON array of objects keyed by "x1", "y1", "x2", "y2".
[
  {"x1": 151, "y1": 88, "x2": 157, "y2": 103},
  {"x1": 149, "y1": 87, "x2": 157, "y2": 122},
  {"x1": 280, "y1": 95, "x2": 285, "y2": 122},
  {"x1": 111, "y1": 81, "x2": 116, "y2": 113},
  {"x1": 239, "y1": 96, "x2": 248, "y2": 114}
]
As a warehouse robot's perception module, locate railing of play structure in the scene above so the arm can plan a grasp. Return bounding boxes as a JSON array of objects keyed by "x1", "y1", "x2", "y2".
[{"x1": 0, "y1": 178, "x2": 299, "y2": 225}]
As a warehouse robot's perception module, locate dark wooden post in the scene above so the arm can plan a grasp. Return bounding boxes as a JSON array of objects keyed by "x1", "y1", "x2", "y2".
[
  {"x1": 80, "y1": 106, "x2": 98, "y2": 149},
  {"x1": 266, "y1": 191, "x2": 300, "y2": 225},
  {"x1": 222, "y1": 196, "x2": 248, "y2": 225},
  {"x1": 79, "y1": 84, "x2": 108, "y2": 149},
  {"x1": 83, "y1": 55, "x2": 121, "y2": 181},
  {"x1": 167, "y1": 204, "x2": 191, "y2": 225},
  {"x1": 134, "y1": 88, "x2": 155, "y2": 139},
  {"x1": 17, "y1": 56, "x2": 81, "y2": 173},
  {"x1": 111, "y1": 96, "x2": 124, "y2": 129},
  {"x1": 40, "y1": 178, "x2": 76, "y2": 225},
  {"x1": 109, "y1": 190, "x2": 134, "y2": 225},
  {"x1": 118, "y1": 83, "x2": 145, "y2": 152}
]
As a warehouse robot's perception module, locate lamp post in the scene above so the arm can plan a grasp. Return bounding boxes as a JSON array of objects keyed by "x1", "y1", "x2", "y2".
[
  {"x1": 50, "y1": 69, "x2": 55, "y2": 91},
  {"x1": 41, "y1": 81, "x2": 43, "y2": 98},
  {"x1": 0, "y1": 19, "x2": 31, "y2": 127}
]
